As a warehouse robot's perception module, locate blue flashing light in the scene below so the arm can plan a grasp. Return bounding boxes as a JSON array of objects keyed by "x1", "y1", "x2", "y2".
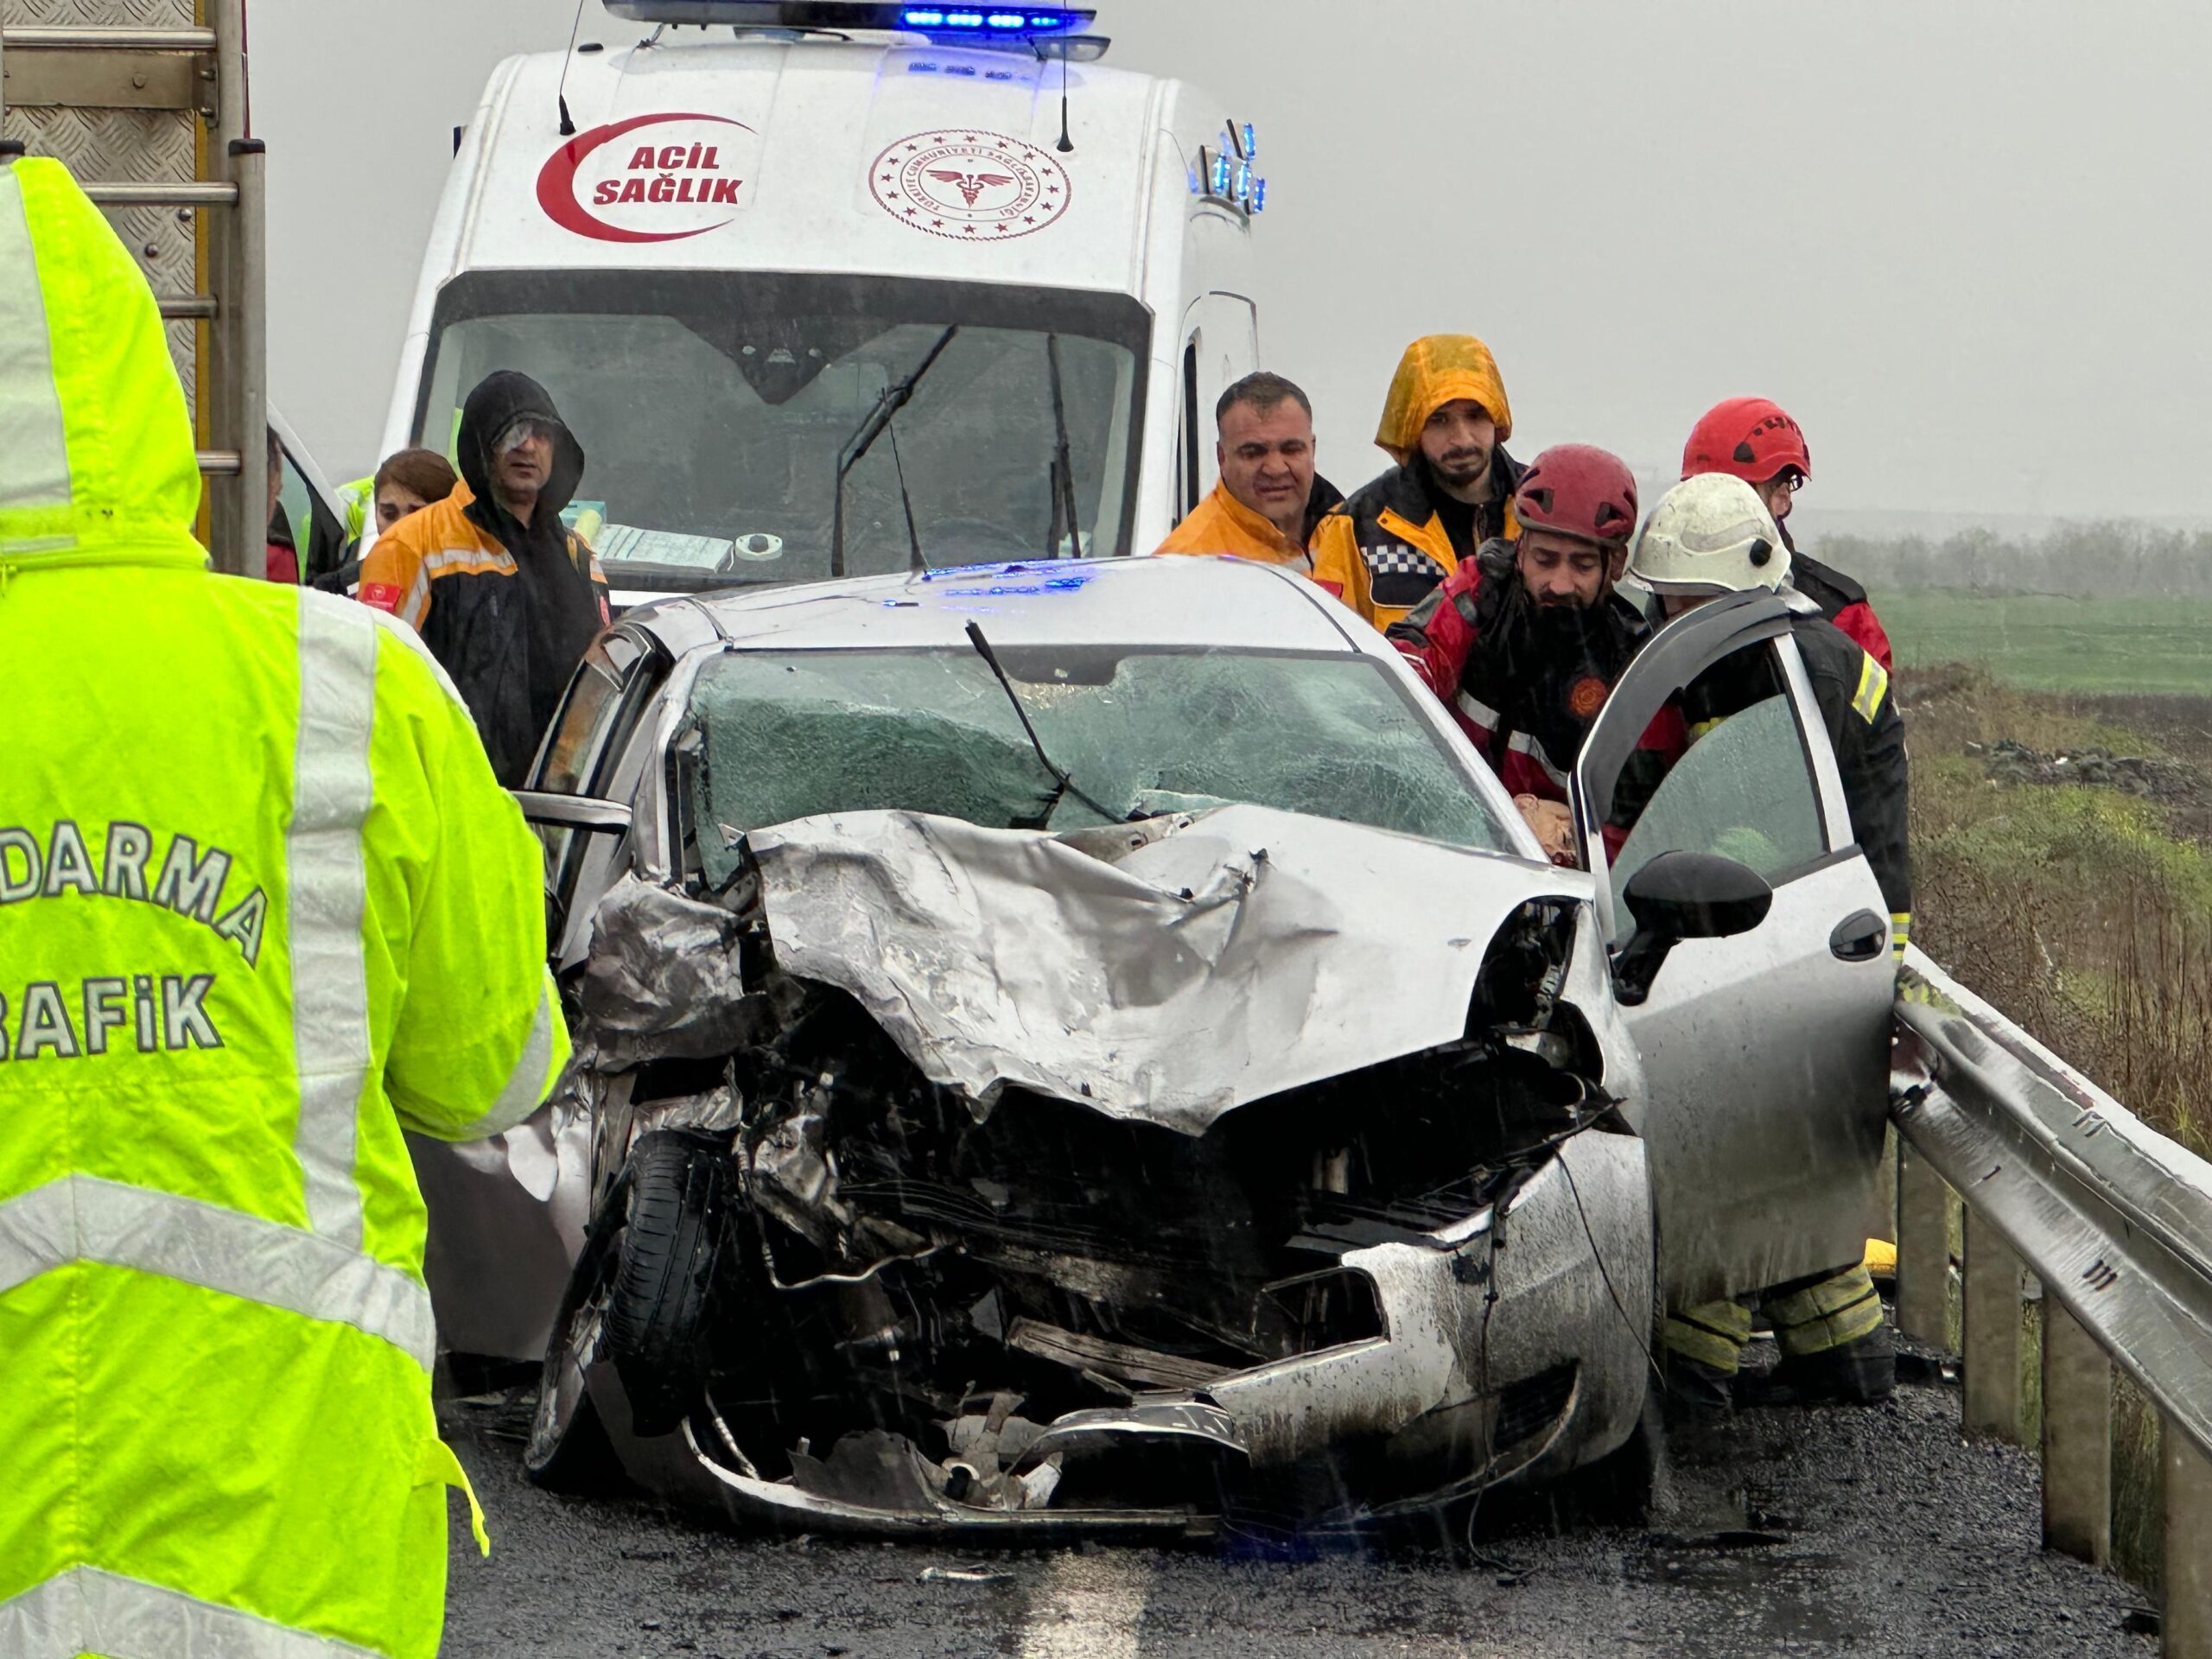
[
  {"x1": 1211, "y1": 152, "x2": 1230, "y2": 196},
  {"x1": 1254, "y1": 176, "x2": 1267, "y2": 213},
  {"x1": 1243, "y1": 123, "x2": 1256, "y2": 162},
  {"x1": 899, "y1": 3, "x2": 1084, "y2": 31}
]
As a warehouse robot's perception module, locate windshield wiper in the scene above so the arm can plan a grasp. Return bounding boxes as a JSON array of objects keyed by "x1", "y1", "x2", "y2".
[
  {"x1": 963, "y1": 620, "x2": 1124, "y2": 825},
  {"x1": 833, "y1": 325, "x2": 958, "y2": 579},
  {"x1": 1044, "y1": 331, "x2": 1082, "y2": 560}
]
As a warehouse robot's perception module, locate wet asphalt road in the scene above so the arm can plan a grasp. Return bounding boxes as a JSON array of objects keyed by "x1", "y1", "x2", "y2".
[{"x1": 437, "y1": 1363, "x2": 2157, "y2": 1659}]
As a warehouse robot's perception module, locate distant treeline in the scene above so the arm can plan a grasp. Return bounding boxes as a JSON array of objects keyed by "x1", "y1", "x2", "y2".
[{"x1": 1810, "y1": 521, "x2": 2212, "y2": 599}]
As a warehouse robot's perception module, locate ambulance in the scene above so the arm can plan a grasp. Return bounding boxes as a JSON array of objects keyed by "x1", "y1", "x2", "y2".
[{"x1": 375, "y1": 0, "x2": 1270, "y2": 596}]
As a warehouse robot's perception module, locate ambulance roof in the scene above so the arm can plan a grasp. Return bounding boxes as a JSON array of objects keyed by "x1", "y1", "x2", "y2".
[{"x1": 444, "y1": 34, "x2": 1187, "y2": 291}]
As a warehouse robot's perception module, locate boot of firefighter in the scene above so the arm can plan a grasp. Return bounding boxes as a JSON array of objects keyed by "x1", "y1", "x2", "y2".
[
  {"x1": 1661, "y1": 1299, "x2": 1753, "y2": 1414},
  {"x1": 1765, "y1": 1263, "x2": 1894, "y2": 1403}
]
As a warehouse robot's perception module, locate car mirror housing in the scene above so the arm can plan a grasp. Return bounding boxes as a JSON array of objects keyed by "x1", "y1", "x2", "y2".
[{"x1": 1612, "y1": 851, "x2": 1773, "y2": 1005}]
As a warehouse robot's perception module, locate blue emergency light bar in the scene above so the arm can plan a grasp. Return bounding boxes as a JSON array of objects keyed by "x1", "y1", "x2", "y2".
[
  {"x1": 607, "y1": 2, "x2": 1096, "y2": 37},
  {"x1": 900, "y1": 8, "x2": 1090, "y2": 30}
]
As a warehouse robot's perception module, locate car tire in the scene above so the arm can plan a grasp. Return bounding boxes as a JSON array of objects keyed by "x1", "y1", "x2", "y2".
[
  {"x1": 524, "y1": 1193, "x2": 627, "y2": 1495},
  {"x1": 602, "y1": 1130, "x2": 731, "y2": 1439}
]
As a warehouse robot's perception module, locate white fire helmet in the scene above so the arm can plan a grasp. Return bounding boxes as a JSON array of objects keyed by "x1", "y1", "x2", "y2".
[{"x1": 1627, "y1": 473, "x2": 1792, "y2": 596}]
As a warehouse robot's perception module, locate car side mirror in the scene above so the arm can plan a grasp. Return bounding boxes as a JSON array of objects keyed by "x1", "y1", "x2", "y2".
[{"x1": 1612, "y1": 850, "x2": 1773, "y2": 1006}]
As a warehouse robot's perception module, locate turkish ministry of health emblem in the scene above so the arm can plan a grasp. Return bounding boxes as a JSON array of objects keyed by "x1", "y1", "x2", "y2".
[{"x1": 870, "y1": 131, "x2": 1069, "y2": 240}]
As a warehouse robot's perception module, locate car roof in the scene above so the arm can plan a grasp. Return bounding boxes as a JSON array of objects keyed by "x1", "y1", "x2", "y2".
[{"x1": 632, "y1": 556, "x2": 1383, "y2": 657}]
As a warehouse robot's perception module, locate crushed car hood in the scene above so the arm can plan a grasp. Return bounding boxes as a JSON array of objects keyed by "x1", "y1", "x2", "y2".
[{"x1": 746, "y1": 804, "x2": 1588, "y2": 1135}]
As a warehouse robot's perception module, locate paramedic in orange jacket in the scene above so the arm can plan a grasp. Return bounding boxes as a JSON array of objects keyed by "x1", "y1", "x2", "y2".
[{"x1": 1154, "y1": 372, "x2": 1370, "y2": 622}]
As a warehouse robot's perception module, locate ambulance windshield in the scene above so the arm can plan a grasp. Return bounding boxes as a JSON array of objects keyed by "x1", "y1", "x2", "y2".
[{"x1": 413, "y1": 270, "x2": 1148, "y2": 588}]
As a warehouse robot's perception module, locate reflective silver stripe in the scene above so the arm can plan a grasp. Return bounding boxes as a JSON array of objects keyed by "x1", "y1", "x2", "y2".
[
  {"x1": 1455, "y1": 690, "x2": 1501, "y2": 728},
  {"x1": 0, "y1": 169, "x2": 73, "y2": 524},
  {"x1": 0, "y1": 1176, "x2": 435, "y2": 1369},
  {"x1": 1507, "y1": 731, "x2": 1572, "y2": 788},
  {"x1": 290, "y1": 596, "x2": 379, "y2": 1250},
  {"x1": 2, "y1": 1567, "x2": 389, "y2": 1659},
  {"x1": 447, "y1": 976, "x2": 563, "y2": 1141},
  {"x1": 398, "y1": 543, "x2": 516, "y2": 631}
]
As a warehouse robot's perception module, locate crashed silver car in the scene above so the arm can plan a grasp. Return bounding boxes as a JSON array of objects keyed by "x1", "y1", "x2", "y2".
[{"x1": 415, "y1": 556, "x2": 1897, "y2": 1535}]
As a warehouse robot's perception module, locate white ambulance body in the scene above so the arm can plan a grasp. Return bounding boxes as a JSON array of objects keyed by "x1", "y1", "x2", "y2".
[{"x1": 377, "y1": 2, "x2": 1267, "y2": 593}]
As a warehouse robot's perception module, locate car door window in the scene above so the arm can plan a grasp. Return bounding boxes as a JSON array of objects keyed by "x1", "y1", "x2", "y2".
[{"x1": 1609, "y1": 673, "x2": 1826, "y2": 910}]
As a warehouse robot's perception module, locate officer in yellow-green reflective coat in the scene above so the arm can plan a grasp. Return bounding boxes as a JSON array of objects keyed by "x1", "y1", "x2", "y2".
[{"x1": 0, "y1": 155, "x2": 569, "y2": 1658}]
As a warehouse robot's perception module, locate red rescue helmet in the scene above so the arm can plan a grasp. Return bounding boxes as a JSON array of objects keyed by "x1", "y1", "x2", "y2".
[
  {"x1": 1513, "y1": 444, "x2": 1639, "y2": 547},
  {"x1": 1681, "y1": 397, "x2": 1812, "y2": 485}
]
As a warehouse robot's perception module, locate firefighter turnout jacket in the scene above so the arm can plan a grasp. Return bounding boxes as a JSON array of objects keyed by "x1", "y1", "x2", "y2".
[
  {"x1": 0, "y1": 158, "x2": 569, "y2": 1659},
  {"x1": 1154, "y1": 478, "x2": 1376, "y2": 623},
  {"x1": 359, "y1": 372, "x2": 610, "y2": 787},
  {"x1": 1789, "y1": 547, "x2": 1893, "y2": 672},
  {"x1": 1390, "y1": 538, "x2": 1663, "y2": 808},
  {"x1": 1677, "y1": 608, "x2": 1912, "y2": 957}
]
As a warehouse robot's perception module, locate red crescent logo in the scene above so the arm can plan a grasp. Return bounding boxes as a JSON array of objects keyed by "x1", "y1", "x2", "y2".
[{"x1": 536, "y1": 111, "x2": 754, "y2": 244}]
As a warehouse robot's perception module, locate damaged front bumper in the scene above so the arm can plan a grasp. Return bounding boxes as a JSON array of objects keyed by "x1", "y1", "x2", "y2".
[{"x1": 650, "y1": 1127, "x2": 1650, "y2": 1535}]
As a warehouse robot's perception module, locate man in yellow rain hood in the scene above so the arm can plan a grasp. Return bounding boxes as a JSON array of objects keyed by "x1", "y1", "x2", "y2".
[{"x1": 1312, "y1": 334, "x2": 1524, "y2": 629}]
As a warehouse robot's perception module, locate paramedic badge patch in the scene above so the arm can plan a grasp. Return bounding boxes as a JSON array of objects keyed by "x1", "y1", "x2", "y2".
[
  {"x1": 1567, "y1": 675, "x2": 1610, "y2": 721},
  {"x1": 870, "y1": 131, "x2": 1068, "y2": 240}
]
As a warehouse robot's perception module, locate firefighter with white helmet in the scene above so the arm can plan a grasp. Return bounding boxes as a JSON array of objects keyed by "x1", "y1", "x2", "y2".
[{"x1": 1629, "y1": 473, "x2": 1911, "y2": 1407}]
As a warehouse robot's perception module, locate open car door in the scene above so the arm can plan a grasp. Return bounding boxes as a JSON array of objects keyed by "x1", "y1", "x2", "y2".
[{"x1": 1571, "y1": 590, "x2": 1895, "y2": 1304}]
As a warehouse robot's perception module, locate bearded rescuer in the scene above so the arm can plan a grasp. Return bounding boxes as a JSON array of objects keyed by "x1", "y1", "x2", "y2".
[
  {"x1": 359, "y1": 371, "x2": 610, "y2": 785},
  {"x1": 1388, "y1": 445, "x2": 1672, "y2": 863},
  {"x1": 0, "y1": 156, "x2": 567, "y2": 1657},
  {"x1": 1312, "y1": 334, "x2": 1525, "y2": 630},
  {"x1": 1630, "y1": 472, "x2": 1910, "y2": 1407}
]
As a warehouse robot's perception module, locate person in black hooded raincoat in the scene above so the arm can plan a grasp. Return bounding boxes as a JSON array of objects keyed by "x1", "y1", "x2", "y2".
[{"x1": 359, "y1": 371, "x2": 610, "y2": 785}]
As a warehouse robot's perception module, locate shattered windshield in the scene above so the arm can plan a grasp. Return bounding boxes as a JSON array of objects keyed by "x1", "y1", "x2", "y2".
[
  {"x1": 414, "y1": 271, "x2": 1146, "y2": 589},
  {"x1": 688, "y1": 645, "x2": 1514, "y2": 883}
]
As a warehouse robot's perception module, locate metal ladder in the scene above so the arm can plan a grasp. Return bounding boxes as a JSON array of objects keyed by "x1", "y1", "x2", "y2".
[{"x1": 0, "y1": 0, "x2": 266, "y2": 575}]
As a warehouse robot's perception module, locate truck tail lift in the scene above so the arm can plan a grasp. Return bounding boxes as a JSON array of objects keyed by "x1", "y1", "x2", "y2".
[{"x1": 0, "y1": 0, "x2": 266, "y2": 576}]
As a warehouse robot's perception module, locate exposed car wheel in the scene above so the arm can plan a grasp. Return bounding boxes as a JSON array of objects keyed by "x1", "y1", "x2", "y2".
[
  {"x1": 524, "y1": 1195, "x2": 626, "y2": 1494},
  {"x1": 602, "y1": 1130, "x2": 733, "y2": 1439}
]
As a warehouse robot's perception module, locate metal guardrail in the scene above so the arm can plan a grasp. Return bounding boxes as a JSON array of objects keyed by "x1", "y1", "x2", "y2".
[{"x1": 1891, "y1": 947, "x2": 2212, "y2": 1656}]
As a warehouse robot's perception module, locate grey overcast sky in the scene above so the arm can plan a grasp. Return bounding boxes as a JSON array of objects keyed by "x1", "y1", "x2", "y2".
[{"x1": 257, "y1": 1, "x2": 2211, "y2": 521}]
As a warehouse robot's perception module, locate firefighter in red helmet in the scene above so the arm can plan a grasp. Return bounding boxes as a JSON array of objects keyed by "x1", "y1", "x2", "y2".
[
  {"x1": 1681, "y1": 397, "x2": 1892, "y2": 669},
  {"x1": 1389, "y1": 444, "x2": 1675, "y2": 862}
]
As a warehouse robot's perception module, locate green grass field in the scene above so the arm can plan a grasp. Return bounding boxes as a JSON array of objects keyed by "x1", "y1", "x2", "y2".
[{"x1": 1871, "y1": 589, "x2": 2212, "y2": 694}]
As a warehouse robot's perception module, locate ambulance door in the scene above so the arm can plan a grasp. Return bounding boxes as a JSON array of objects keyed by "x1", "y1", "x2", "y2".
[{"x1": 1173, "y1": 292, "x2": 1259, "y2": 516}]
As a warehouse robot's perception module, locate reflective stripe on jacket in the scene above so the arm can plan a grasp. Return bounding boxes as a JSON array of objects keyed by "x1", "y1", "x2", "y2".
[
  {"x1": 1388, "y1": 538, "x2": 1665, "y2": 809},
  {"x1": 1310, "y1": 452, "x2": 1524, "y2": 631},
  {"x1": 1154, "y1": 479, "x2": 1376, "y2": 625},
  {"x1": 0, "y1": 157, "x2": 568, "y2": 1659},
  {"x1": 357, "y1": 480, "x2": 611, "y2": 786}
]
